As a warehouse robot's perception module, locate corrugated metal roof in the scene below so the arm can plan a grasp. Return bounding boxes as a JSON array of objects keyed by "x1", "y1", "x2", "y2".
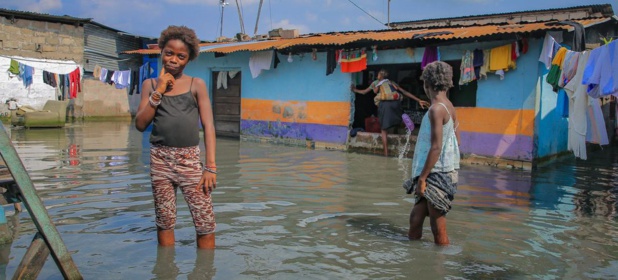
[
  {"x1": 121, "y1": 42, "x2": 223, "y2": 55},
  {"x1": 0, "y1": 7, "x2": 91, "y2": 24},
  {"x1": 390, "y1": 4, "x2": 613, "y2": 27},
  {"x1": 204, "y1": 18, "x2": 610, "y2": 54},
  {"x1": 121, "y1": 17, "x2": 611, "y2": 55}
]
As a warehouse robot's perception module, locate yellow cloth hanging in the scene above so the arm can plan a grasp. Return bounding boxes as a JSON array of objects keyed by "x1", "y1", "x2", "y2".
[
  {"x1": 489, "y1": 44, "x2": 512, "y2": 71},
  {"x1": 551, "y1": 47, "x2": 568, "y2": 69}
]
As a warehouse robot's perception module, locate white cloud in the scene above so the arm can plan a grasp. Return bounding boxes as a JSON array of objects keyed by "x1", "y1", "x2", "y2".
[{"x1": 272, "y1": 19, "x2": 309, "y2": 34}]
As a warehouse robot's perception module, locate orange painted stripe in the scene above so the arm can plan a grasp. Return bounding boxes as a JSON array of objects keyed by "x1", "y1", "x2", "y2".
[
  {"x1": 241, "y1": 99, "x2": 350, "y2": 126},
  {"x1": 457, "y1": 108, "x2": 534, "y2": 137}
]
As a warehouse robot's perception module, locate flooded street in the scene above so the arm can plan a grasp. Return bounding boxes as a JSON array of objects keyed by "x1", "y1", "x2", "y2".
[{"x1": 1, "y1": 121, "x2": 617, "y2": 279}]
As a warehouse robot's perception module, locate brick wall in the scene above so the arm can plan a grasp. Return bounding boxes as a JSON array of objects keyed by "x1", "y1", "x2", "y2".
[{"x1": 0, "y1": 17, "x2": 84, "y2": 63}]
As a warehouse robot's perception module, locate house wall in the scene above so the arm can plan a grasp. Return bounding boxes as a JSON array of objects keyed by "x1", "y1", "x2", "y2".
[
  {"x1": 0, "y1": 17, "x2": 84, "y2": 112},
  {"x1": 80, "y1": 79, "x2": 134, "y2": 119},
  {"x1": 368, "y1": 39, "x2": 542, "y2": 161},
  {"x1": 0, "y1": 17, "x2": 83, "y2": 63},
  {"x1": 186, "y1": 38, "x2": 564, "y2": 162},
  {"x1": 185, "y1": 51, "x2": 352, "y2": 144}
]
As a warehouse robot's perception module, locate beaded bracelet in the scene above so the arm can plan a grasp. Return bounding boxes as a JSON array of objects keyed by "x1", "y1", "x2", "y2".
[
  {"x1": 203, "y1": 167, "x2": 217, "y2": 174},
  {"x1": 149, "y1": 95, "x2": 161, "y2": 107}
]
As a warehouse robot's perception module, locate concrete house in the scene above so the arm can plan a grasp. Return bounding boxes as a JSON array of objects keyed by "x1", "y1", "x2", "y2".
[
  {"x1": 129, "y1": 4, "x2": 617, "y2": 169},
  {"x1": 0, "y1": 8, "x2": 153, "y2": 119}
]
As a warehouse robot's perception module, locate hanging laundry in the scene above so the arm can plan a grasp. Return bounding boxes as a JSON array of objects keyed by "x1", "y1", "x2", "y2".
[
  {"x1": 105, "y1": 70, "x2": 115, "y2": 84},
  {"x1": 217, "y1": 71, "x2": 228, "y2": 89},
  {"x1": 326, "y1": 49, "x2": 336, "y2": 76},
  {"x1": 489, "y1": 44, "x2": 513, "y2": 71},
  {"x1": 340, "y1": 50, "x2": 367, "y2": 73},
  {"x1": 495, "y1": 69, "x2": 505, "y2": 80},
  {"x1": 479, "y1": 49, "x2": 490, "y2": 80},
  {"x1": 18, "y1": 63, "x2": 34, "y2": 88},
  {"x1": 586, "y1": 98, "x2": 609, "y2": 145},
  {"x1": 8, "y1": 59, "x2": 20, "y2": 75},
  {"x1": 520, "y1": 37, "x2": 529, "y2": 54},
  {"x1": 249, "y1": 50, "x2": 274, "y2": 78},
  {"x1": 273, "y1": 51, "x2": 281, "y2": 69},
  {"x1": 100, "y1": 68, "x2": 108, "y2": 83},
  {"x1": 421, "y1": 46, "x2": 438, "y2": 70},
  {"x1": 69, "y1": 68, "x2": 81, "y2": 99},
  {"x1": 228, "y1": 70, "x2": 239, "y2": 79},
  {"x1": 582, "y1": 40, "x2": 618, "y2": 97},
  {"x1": 472, "y1": 49, "x2": 484, "y2": 79},
  {"x1": 113, "y1": 70, "x2": 131, "y2": 89},
  {"x1": 128, "y1": 69, "x2": 139, "y2": 95},
  {"x1": 336, "y1": 49, "x2": 342, "y2": 64},
  {"x1": 558, "y1": 51, "x2": 580, "y2": 88},
  {"x1": 564, "y1": 51, "x2": 590, "y2": 160},
  {"x1": 546, "y1": 47, "x2": 567, "y2": 91},
  {"x1": 512, "y1": 42, "x2": 518, "y2": 60},
  {"x1": 539, "y1": 34, "x2": 557, "y2": 70},
  {"x1": 459, "y1": 50, "x2": 476, "y2": 85},
  {"x1": 93, "y1": 65, "x2": 102, "y2": 80},
  {"x1": 42, "y1": 70, "x2": 57, "y2": 88},
  {"x1": 63, "y1": 74, "x2": 70, "y2": 100}
]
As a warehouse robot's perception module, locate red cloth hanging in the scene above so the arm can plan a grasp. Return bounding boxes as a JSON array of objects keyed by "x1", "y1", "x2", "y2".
[
  {"x1": 68, "y1": 68, "x2": 81, "y2": 99},
  {"x1": 340, "y1": 51, "x2": 367, "y2": 73}
]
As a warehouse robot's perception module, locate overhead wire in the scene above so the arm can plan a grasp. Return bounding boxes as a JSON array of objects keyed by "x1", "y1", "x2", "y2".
[{"x1": 346, "y1": 0, "x2": 386, "y2": 27}]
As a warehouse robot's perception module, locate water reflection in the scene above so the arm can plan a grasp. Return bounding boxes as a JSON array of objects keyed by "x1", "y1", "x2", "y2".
[
  {"x1": 152, "y1": 247, "x2": 216, "y2": 280},
  {"x1": 1, "y1": 122, "x2": 617, "y2": 279}
]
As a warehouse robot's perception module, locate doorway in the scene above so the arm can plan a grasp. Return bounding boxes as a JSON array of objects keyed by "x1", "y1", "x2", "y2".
[{"x1": 211, "y1": 71, "x2": 241, "y2": 138}]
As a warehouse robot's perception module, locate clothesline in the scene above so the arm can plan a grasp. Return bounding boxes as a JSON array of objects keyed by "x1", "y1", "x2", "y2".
[{"x1": 539, "y1": 32, "x2": 616, "y2": 161}]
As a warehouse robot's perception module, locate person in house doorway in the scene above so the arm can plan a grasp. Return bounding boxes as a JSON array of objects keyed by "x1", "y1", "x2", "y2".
[
  {"x1": 135, "y1": 25, "x2": 217, "y2": 249},
  {"x1": 405, "y1": 61, "x2": 460, "y2": 245},
  {"x1": 351, "y1": 69, "x2": 429, "y2": 156}
]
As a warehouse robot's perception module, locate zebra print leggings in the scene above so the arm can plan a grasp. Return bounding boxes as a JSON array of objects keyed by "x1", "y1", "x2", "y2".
[{"x1": 150, "y1": 144, "x2": 216, "y2": 235}]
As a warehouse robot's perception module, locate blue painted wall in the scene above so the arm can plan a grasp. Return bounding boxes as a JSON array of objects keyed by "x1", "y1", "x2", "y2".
[
  {"x1": 532, "y1": 42, "x2": 570, "y2": 159},
  {"x1": 179, "y1": 37, "x2": 568, "y2": 160},
  {"x1": 185, "y1": 51, "x2": 351, "y2": 102}
]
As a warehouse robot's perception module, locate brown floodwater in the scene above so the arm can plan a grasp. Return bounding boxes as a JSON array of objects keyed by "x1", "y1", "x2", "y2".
[{"x1": 1, "y1": 121, "x2": 617, "y2": 279}]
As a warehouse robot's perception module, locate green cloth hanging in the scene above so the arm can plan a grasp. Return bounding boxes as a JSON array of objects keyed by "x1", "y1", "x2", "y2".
[{"x1": 8, "y1": 59, "x2": 20, "y2": 75}]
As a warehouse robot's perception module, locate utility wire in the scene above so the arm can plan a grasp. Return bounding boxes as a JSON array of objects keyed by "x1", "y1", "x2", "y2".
[
  {"x1": 268, "y1": 0, "x2": 273, "y2": 30},
  {"x1": 346, "y1": 0, "x2": 386, "y2": 26}
]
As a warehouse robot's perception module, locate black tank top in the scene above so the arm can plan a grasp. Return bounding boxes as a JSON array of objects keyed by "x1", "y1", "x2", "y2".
[{"x1": 149, "y1": 78, "x2": 200, "y2": 147}]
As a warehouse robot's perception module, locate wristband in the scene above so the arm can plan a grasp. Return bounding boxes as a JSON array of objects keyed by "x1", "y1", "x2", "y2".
[{"x1": 203, "y1": 167, "x2": 217, "y2": 174}]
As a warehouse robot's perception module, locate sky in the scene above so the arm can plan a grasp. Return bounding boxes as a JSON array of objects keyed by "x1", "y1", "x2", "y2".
[{"x1": 2, "y1": 0, "x2": 616, "y2": 41}]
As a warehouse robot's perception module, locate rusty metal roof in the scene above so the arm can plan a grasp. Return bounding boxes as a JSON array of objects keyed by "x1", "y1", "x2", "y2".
[
  {"x1": 122, "y1": 17, "x2": 612, "y2": 55},
  {"x1": 203, "y1": 18, "x2": 611, "y2": 54},
  {"x1": 121, "y1": 42, "x2": 223, "y2": 55},
  {"x1": 389, "y1": 4, "x2": 614, "y2": 28},
  {"x1": 0, "y1": 7, "x2": 91, "y2": 25}
]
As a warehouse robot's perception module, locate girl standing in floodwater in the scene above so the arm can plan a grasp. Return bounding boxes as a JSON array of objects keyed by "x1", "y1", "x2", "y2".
[
  {"x1": 405, "y1": 61, "x2": 460, "y2": 245},
  {"x1": 135, "y1": 25, "x2": 217, "y2": 249}
]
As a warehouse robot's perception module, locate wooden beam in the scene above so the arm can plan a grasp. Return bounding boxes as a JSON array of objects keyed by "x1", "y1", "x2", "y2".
[
  {"x1": 0, "y1": 125, "x2": 82, "y2": 279},
  {"x1": 12, "y1": 233, "x2": 50, "y2": 280}
]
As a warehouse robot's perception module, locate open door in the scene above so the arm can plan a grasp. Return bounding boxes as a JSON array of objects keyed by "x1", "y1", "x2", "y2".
[{"x1": 211, "y1": 71, "x2": 241, "y2": 138}]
